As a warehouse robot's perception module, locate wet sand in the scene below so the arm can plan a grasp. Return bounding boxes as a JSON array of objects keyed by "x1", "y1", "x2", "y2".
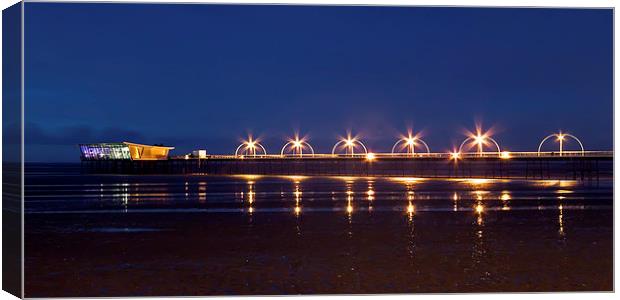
[{"x1": 26, "y1": 209, "x2": 612, "y2": 296}]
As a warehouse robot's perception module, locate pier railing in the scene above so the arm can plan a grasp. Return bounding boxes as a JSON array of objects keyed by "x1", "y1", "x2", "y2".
[
  {"x1": 174, "y1": 150, "x2": 612, "y2": 160},
  {"x1": 85, "y1": 150, "x2": 613, "y2": 180}
]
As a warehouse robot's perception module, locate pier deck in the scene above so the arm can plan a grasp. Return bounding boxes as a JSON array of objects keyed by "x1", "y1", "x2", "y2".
[{"x1": 81, "y1": 151, "x2": 613, "y2": 181}]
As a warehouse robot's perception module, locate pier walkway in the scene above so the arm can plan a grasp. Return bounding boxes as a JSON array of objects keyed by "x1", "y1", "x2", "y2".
[{"x1": 81, "y1": 151, "x2": 612, "y2": 181}]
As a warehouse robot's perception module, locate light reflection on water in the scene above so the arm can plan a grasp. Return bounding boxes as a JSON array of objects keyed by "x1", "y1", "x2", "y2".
[
  {"x1": 25, "y1": 175, "x2": 610, "y2": 228},
  {"x1": 25, "y1": 176, "x2": 615, "y2": 290},
  {"x1": 24, "y1": 166, "x2": 614, "y2": 294},
  {"x1": 23, "y1": 174, "x2": 611, "y2": 258}
]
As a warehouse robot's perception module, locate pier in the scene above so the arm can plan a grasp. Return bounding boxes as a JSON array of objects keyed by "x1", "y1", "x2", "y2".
[
  {"x1": 81, "y1": 151, "x2": 612, "y2": 180},
  {"x1": 79, "y1": 129, "x2": 612, "y2": 180}
]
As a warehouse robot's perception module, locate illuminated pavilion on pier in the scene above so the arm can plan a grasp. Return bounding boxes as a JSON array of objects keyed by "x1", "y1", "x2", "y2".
[{"x1": 79, "y1": 142, "x2": 175, "y2": 161}]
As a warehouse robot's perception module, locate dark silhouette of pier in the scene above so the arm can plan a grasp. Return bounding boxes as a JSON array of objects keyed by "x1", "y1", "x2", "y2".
[{"x1": 81, "y1": 151, "x2": 612, "y2": 181}]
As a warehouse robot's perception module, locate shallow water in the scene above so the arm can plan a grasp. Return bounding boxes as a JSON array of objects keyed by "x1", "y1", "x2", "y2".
[{"x1": 24, "y1": 163, "x2": 613, "y2": 296}]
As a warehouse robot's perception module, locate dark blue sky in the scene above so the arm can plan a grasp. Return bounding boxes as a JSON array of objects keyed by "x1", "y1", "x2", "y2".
[{"x1": 24, "y1": 4, "x2": 612, "y2": 162}]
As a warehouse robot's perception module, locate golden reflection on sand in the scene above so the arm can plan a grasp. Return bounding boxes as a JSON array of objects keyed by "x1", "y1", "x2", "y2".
[
  {"x1": 293, "y1": 182, "x2": 302, "y2": 217},
  {"x1": 282, "y1": 175, "x2": 308, "y2": 183},
  {"x1": 475, "y1": 202, "x2": 484, "y2": 225},
  {"x1": 390, "y1": 177, "x2": 426, "y2": 185},
  {"x1": 534, "y1": 179, "x2": 578, "y2": 188},
  {"x1": 245, "y1": 179, "x2": 255, "y2": 214},
  {"x1": 233, "y1": 174, "x2": 264, "y2": 182},
  {"x1": 500, "y1": 191, "x2": 511, "y2": 211},
  {"x1": 452, "y1": 192, "x2": 459, "y2": 211},
  {"x1": 198, "y1": 182, "x2": 207, "y2": 203}
]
